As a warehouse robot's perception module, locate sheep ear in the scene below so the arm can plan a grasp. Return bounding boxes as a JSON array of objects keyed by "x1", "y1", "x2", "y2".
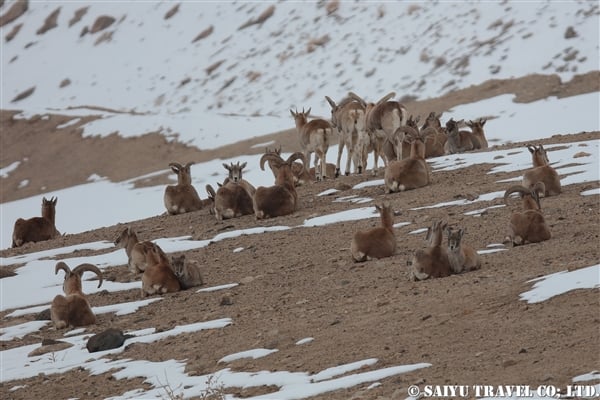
[
  {"x1": 306, "y1": 107, "x2": 311, "y2": 116},
  {"x1": 527, "y1": 145, "x2": 535, "y2": 154},
  {"x1": 458, "y1": 228, "x2": 465, "y2": 238},
  {"x1": 223, "y1": 163, "x2": 231, "y2": 171},
  {"x1": 52, "y1": 197, "x2": 58, "y2": 205},
  {"x1": 240, "y1": 162, "x2": 247, "y2": 170},
  {"x1": 290, "y1": 109, "x2": 295, "y2": 117},
  {"x1": 480, "y1": 118, "x2": 487, "y2": 126}
]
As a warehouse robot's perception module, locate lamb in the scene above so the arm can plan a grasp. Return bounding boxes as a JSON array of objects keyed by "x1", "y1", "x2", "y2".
[
  {"x1": 522, "y1": 144, "x2": 561, "y2": 196},
  {"x1": 114, "y1": 226, "x2": 169, "y2": 274},
  {"x1": 443, "y1": 118, "x2": 480, "y2": 154},
  {"x1": 12, "y1": 196, "x2": 60, "y2": 247},
  {"x1": 409, "y1": 220, "x2": 452, "y2": 281},
  {"x1": 325, "y1": 94, "x2": 366, "y2": 175},
  {"x1": 51, "y1": 261, "x2": 103, "y2": 329},
  {"x1": 141, "y1": 243, "x2": 181, "y2": 297},
  {"x1": 446, "y1": 227, "x2": 481, "y2": 274},
  {"x1": 164, "y1": 162, "x2": 204, "y2": 215},
  {"x1": 503, "y1": 183, "x2": 551, "y2": 246},
  {"x1": 290, "y1": 108, "x2": 332, "y2": 180},
  {"x1": 170, "y1": 254, "x2": 204, "y2": 289},
  {"x1": 466, "y1": 118, "x2": 489, "y2": 149},
  {"x1": 350, "y1": 202, "x2": 396, "y2": 262},
  {"x1": 383, "y1": 126, "x2": 430, "y2": 193},
  {"x1": 253, "y1": 152, "x2": 306, "y2": 219},
  {"x1": 208, "y1": 162, "x2": 256, "y2": 220}
]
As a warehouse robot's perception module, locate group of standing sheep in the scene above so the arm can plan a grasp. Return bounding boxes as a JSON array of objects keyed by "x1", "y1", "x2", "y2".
[{"x1": 9, "y1": 92, "x2": 560, "y2": 329}]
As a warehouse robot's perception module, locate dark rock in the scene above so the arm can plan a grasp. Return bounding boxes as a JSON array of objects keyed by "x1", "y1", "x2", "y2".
[{"x1": 86, "y1": 328, "x2": 134, "y2": 353}]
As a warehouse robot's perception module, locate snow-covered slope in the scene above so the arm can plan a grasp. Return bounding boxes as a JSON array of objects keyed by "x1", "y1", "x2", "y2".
[{"x1": 1, "y1": 1, "x2": 598, "y2": 148}]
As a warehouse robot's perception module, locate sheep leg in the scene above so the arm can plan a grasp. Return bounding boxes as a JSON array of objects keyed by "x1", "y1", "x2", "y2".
[{"x1": 335, "y1": 140, "x2": 344, "y2": 178}]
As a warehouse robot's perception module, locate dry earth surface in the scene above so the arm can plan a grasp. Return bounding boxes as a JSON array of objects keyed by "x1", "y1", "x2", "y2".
[{"x1": 1, "y1": 73, "x2": 599, "y2": 399}]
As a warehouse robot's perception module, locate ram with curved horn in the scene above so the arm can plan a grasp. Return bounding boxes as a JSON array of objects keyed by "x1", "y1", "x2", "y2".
[
  {"x1": 51, "y1": 262, "x2": 103, "y2": 329},
  {"x1": 253, "y1": 152, "x2": 306, "y2": 219},
  {"x1": 503, "y1": 183, "x2": 551, "y2": 246}
]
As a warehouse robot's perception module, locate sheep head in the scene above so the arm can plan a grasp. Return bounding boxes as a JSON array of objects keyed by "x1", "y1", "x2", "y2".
[
  {"x1": 223, "y1": 161, "x2": 247, "y2": 183},
  {"x1": 55, "y1": 261, "x2": 103, "y2": 295},
  {"x1": 168, "y1": 162, "x2": 194, "y2": 185},
  {"x1": 503, "y1": 184, "x2": 545, "y2": 210}
]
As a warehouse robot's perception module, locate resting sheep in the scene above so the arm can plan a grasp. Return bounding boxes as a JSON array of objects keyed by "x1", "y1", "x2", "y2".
[
  {"x1": 114, "y1": 226, "x2": 169, "y2": 274},
  {"x1": 409, "y1": 220, "x2": 452, "y2": 281},
  {"x1": 384, "y1": 126, "x2": 430, "y2": 193},
  {"x1": 444, "y1": 118, "x2": 479, "y2": 154},
  {"x1": 503, "y1": 183, "x2": 551, "y2": 246},
  {"x1": 12, "y1": 196, "x2": 60, "y2": 247},
  {"x1": 171, "y1": 254, "x2": 204, "y2": 289},
  {"x1": 164, "y1": 162, "x2": 204, "y2": 215},
  {"x1": 51, "y1": 262, "x2": 103, "y2": 329},
  {"x1": 350, "y1": 203, "x2": 396, "y2": 262},
  {"x1": 446, "y1": 227, "x2": 481, "y2": 273},
  {"x1": 522, "y1": 144, "x2": 561, "y2": 196},
  {"x1": 209, "y1": 162, "x2": 256, "y2": 220},
  {"x1": 141, "y1": 243, "x2": 181, "y2": 297},
  {"x1": 253, "y1": 152, "x2": 306, "y2": 219}
]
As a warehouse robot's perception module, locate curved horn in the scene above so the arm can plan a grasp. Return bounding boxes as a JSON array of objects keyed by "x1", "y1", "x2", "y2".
[
  {"x1": 168, "y1": 162, "x2": 182, "y2": 171},
  {"x1": 286, "y1": 151, "x2": 307, "y2": 167},
  {"x1": 526, "y1": 144, "x2": 536, "y2": 154},
  {"x1": 260, "y1": 153, "x2": 284, "y2": 171},
  {"x1": 348, "y1": 92, "x2": 367, "y2": 107},
  {"x1": 184, "y1": 162, "x2": 195, "y2": 168},
  {"x1": 503, "y1": 185, "x2": 528, "y2": 205},
  {"x1": 375, "y1": 91, "x2": 395, "y2": 106},
  {"x1": 72, "y1": 263, "x2": 103, "y2": 288},
  {"x1": 395, "y1": 125, "x2": 420, "y2": 139},
  {"x1": 55, "y1": 261, "x2": 71, "y2": 276}
]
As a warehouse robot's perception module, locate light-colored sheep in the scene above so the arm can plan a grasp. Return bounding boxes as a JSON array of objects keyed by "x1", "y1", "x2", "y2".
[
  {"x1": 12, "y1": 196, "x2": 60, "y2": 247},
  {"x1": 164, "y1": 162, "x2": 204, "y2": 215},
  {"x1": 349, "y1": 91, "x2": 407, "y2": 172},
  {"x1": 409, "y1": 220, "x2": 452, "y2": 281},
  {"x1": 51, "y1": 262, "x2": 103, "y2": 329},
  {"x1": 350, "y1": 203, "x2": 396, "y2": 262},
  {"x1": 446, "y1": 227, "x2": 481, "y2": 274},
  {"x1": 503, "y1": 183, "x2": 551, "y2": 246},
  {"x1": 253, "y1": 152, "x2": 306, "y2": 219},
  {"x1": 114, "y1": 226, "x2": 169, "y2": 274},
  {"x1": 383, "y1": 126, "x2": 430, "y2": 193},
  {"x1": 443, "y1": 118, "x2": 479, "y2": 154},
  {"x1": 290, "y1": 108, "x2": 332, "y2": 181},
  {"x1": 325, "y1": 94, "x2": 366, "y2": 175},
  {"x1": 141, "y1": 243, "x2": 181, "y2": 297},
  {"x1": 522, "y1": 144, "x2": 561, "y2": 196},
  {"x1": 170, "y1": 254, "x2": 204, "y2": 289}
]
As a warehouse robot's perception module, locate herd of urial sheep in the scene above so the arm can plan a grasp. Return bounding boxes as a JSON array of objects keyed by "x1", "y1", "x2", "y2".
[{"x1": 10, "y1": 91, "x2": 561, "y2": 330}]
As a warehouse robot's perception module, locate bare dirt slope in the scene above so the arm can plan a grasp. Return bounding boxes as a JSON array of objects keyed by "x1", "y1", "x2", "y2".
[{"x1": 1, "y1": 73, "x2": 599, "y2": 399}]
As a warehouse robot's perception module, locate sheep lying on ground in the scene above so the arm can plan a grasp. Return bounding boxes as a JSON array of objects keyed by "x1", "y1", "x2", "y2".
[
  {"x1": 384, "y1": 126, "x2": 430, "y2": 193},
  {"x1": 409, "y1": 220, "x2": 452, "y2": 281},
  {"x1": 350, "y1": 203, "x2": 396, "y2": 262},
  {"x1": 170, "y1": 254, "x2": 204, "y2": 289},
  {"x1": 51, "y1": 262, "x2": 103, "y2": 329},
  {"x1": 114, "y1": 226, "x2": 169, "y2": 274},
  {"x1": 522, "y1": 144, "x2": 561, "y2": 196},
  {"x1": 446, "y1": 227, "x2": 481, "y2": 273},
  {"x1": 164, "y1": 162, "x2": 204, "y2": 214},
  {"x1": 253, "y1": 152, "x2": 306, "y2": 219},
  {"x1": 208, "y1": 162, "x2": 255, "y2": 220},
  {"x1": 12, "y1": 196, "x2": 60, "y2": 247},
  {"x1": 503, "y1": 183, "x2": 551, "y2": 246},
  {"x1": 141, "y1": 243, "x2": 181, "y2": 297}
]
